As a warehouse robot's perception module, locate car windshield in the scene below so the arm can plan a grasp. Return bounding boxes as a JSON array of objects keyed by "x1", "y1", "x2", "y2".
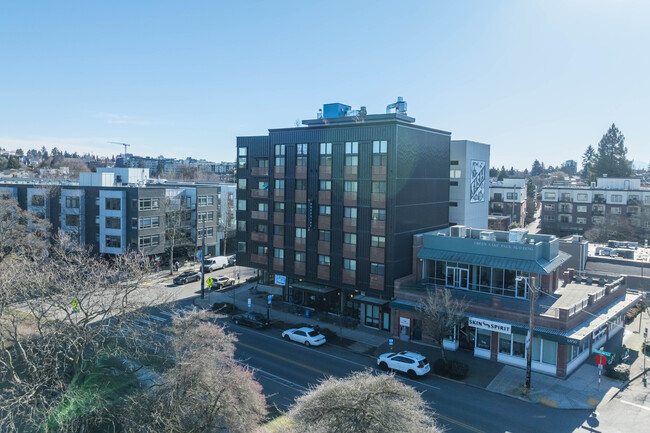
[
  {"x1": 307, "y1": 330, "x2": 321, "y2": 337},
  {"x1": 179, "y1": 272, "x2": 192, "y2": 277}
]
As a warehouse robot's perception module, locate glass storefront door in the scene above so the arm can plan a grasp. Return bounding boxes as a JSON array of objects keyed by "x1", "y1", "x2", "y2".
[{"x1": 446, "y1": 266, "x2": 468, "y2": 290}]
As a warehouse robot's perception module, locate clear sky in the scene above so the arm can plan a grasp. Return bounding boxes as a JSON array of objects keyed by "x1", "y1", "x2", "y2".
[{"x1": 1, "y1": 1, "x2": 648, "y2": 170}]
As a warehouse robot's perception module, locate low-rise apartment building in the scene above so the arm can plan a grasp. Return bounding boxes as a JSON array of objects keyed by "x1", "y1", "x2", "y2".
[{"x1": 489, "y1": 178, "x2": 527, "y2": 225}]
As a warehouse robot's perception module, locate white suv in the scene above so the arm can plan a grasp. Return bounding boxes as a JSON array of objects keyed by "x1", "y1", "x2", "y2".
[{"x1": 377, "y1": 351, "x2": 430, "y2": 378}]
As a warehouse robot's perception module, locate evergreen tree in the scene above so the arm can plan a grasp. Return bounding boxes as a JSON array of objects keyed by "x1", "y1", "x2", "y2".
[
  {"x1": 489, "y1": 167, "x2": 499, "y2": 178},
  {"x1": 15, "y1": 148, "x2": 23, "y2": 157},
  {"x1": 582, "y1": 145, "x2": 596, "y2": 181},
  {"x1": 592, "y1": 123, "x2": 633, "y2": 178},
  {"x1": 531, "y1": 160, "x2": 543, "y2": 176},
  {"x1": 497, "y1": 165, "x2": 507, "y2": 181}
]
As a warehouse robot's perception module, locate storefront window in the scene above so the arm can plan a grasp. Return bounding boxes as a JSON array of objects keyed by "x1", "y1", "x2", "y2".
[
  {"x1": 365, "y1": 304, "x2": 379, "y2": 327},
  {"x1": 542, "y1": 340, "x2": 558, "y2": 365},
  {"x1": 499, "y1": 333, "x2": 511, "y2": 354},
  {"x1": 532, "y1": 337, "x2": 541, "y2": 362},
  {"x1": 512, "y1": 334, "x2": 526, "y2": 358},
  {"x1": 477, "y1": 329, "x2": 491, "y2": 350}
]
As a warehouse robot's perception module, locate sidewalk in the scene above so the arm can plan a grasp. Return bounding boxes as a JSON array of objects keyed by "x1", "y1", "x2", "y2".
[{"x1": 194, "y1": 283, "x2": 648, "y2": 410}]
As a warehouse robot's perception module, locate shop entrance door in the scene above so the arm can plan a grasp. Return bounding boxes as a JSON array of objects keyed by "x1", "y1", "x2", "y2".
[{"x1": 446, "y1": 266, "x2": 468, "y2": 289}]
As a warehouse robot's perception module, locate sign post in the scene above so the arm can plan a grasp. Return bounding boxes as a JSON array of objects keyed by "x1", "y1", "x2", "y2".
[
  {"x1": 595, "y1": 353, "x2": 607, "y2": 388},
  {"x1": 267, "y1": 294, "x2": 272, "y2": 321},
  {"x1": 247, "y1": 298, "x2": 251, "y2": 311},
  {"x1": 389, "y1": 338, "x2": 394, "y2": 351}
]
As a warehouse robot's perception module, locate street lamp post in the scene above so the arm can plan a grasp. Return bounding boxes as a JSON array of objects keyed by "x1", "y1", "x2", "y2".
[
  {"x1": 200, "y1": 218, "x2": 206, "y2": 300},
  {"x1": 517, "y1": 275, "x2": 536, "y2": 389}
]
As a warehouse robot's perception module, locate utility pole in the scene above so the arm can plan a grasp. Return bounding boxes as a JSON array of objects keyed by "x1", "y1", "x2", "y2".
[
  {"x1": 200, "y1": 218, "x2": 206, "y2": 300},
  {"x1": 518, "y1": 276, "x2": 536, "y2": 389}
]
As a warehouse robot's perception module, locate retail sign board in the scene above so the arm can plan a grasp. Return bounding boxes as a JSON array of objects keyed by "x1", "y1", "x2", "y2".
[
  {"x1": 275, "y1": 274, "x2": 286, "y2": 286},
  {"x1": 399, "y1": 317, "x2": 410, "y2": 327},
  {"x1": 468, "y1": 317, "x2": 511, "y2": 334}
]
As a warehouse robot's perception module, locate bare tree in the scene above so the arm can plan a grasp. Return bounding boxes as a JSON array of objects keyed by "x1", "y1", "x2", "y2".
[
  {"x1": 417, "y1": 287, "x2": 469, "y2": 362},
  {"x1": 0, "y1": 196, "x2": 50, "y2": 261},
  {"x1": 123, "y1": 310, "x2": 267, "y2": 433},
  {"x1": 287, "y1": 370, "x2": 441, "y2": 433},
  {"x1": 163, "y1": 194, "x2": 193, "y2": 275}
]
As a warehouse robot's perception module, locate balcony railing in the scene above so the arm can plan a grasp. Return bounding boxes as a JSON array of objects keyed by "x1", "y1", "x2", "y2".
[
  {"x1": 251, "y1": 167, "x2": 268, "y2": 177},
  {"x1": 251, "y1": 189, "x2": 268, "y2": 199},
  {"x1": 593, "y1": 196, "x2": 606, "y2": 204}
]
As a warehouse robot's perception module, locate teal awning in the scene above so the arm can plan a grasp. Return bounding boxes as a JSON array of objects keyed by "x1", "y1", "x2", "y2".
[
  {"x1": 290, "y1": 282, "x2": 338, "y2": 294},
  {"x1": 417, "y1": 248, "x2": 570, "y2": 275},
  {"x1": 353, "y1": 295, "x2": 389, "y2": 306}
]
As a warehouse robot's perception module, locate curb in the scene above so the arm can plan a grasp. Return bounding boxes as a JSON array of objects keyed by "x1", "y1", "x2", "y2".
[{"x1": 607, "y1": 367, "x2": 649, "y2": 402}]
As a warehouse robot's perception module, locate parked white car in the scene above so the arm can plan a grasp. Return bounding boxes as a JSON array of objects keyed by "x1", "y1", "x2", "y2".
[
  {"x1": 281, "y1": 327, "x2": 326, "y2": 347},
  {"x1": 377, "y1": 351, "x2": 430, "y2": 378},
  {"x1": 203, "y1": 256, "x2": 229, "y2": 272}
]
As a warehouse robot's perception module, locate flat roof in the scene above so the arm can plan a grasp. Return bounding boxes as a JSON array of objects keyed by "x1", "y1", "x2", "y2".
[{"x1": 537, "y1": 280, "x2": 618, "y2": 310}]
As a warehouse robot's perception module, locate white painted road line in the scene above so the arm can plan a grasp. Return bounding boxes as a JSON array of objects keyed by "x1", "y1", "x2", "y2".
[{"x1": 619, "y1": 400, "x2": 650, "y2": 412}]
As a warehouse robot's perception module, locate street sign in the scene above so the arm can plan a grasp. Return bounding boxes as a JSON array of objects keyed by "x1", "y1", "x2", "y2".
[
  {"x1": 389, "y1": 338, "x2": 394, "y2": 347},
  {"x1": 268, "y1": 294, "x2": 273, "y2": 305},
  {"x1": 247, "y1": 298, "x2": 251, "y2": 308},
  {"x1": 196, "y1": 249, "x2": 203, "y2": 262},
  {"x1": 595, "y1": 354, "x2": 607, "y2": 366},
  {"x1": 206, "y1": 277, "x2": 213, "y2": 288},
  {"x1": 593, "y1": 348, "x2": 612, "y2": 357},
  {"x1": 71, "y1": 297, "x2": 80, "y2": 312}
]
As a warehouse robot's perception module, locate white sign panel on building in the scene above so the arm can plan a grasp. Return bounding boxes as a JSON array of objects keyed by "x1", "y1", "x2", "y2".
[{"x1": 468, "y1": 316, "x2": 511, "y2": 334}]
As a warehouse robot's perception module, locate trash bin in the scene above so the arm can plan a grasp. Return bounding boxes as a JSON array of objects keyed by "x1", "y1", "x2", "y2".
[{"x1": 305, "y1": 310, "x2": 311, "y2": 318}]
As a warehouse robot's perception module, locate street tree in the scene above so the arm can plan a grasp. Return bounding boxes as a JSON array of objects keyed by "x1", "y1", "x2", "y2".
[
  {"x1": 592, "y1": 123, "x2": 633, "y2": 179},
  {"x1": 525, "y1": 178, "x2": 536, "y2": 225},
  {"x1": 123, "y1": 310, "x2": 267, "y2": 433},
  {"x1": 287, "y1": 370, "x2": 441, "y2": 433},
  {"x1": 163, "y1": 193, "x2": 193, "y2": 275},
  {"x1": 0, "y1": 196, "x2": 49, "y2": 262},
  {"x1": 416, "y1": 287, "x2": 469, "y2": 362}
]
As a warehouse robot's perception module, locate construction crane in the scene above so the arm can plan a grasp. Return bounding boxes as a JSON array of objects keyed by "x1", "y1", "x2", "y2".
[{"x1": 109, "y1": 141, "x2": 131, "y2": 158}]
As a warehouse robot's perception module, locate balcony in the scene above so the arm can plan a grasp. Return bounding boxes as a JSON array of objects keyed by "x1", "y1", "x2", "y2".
[
  {"x1": 295, "y1": 190, "x2": 307, "y2": 203},
  {"x1": 296, "y1": 166, "x2": 307, "y2": 179},
  {"x1": 318, "y1": 215, "x2": 331, "y2": 228},
  {"x1": 318, "y1": 241, "x2": 330, "y2": 255},
  {"x1": 371, "y1": 193, "x2": 386, "y2": 208},
  {"x1": 343, "y1": 218, "x2": 357, "y2": 231},
  {"x1": 370, "y1": 247, "x2": 385, "y2": 263},
  {"x1": 344, "y1": 191, "x2": 357, "y2": 206},
  {"x1": 371, "y1": 220, "x2": 386, "y2": 235},
  {"x1": 344, "y1": 165, "x2": 358, "y2": 180},
  {"x1": 591, "y1": 209, "x2": 604, "y2": 216},
  {"x1": 251, "y1": 189, "x2": 268, "y2": 199},
  {"x1": 274, "y1": 166, "x2": 285, "y2": 178},
  {"x1": 369, "y1": 274, "x2": 384, "y2": 290},
  {"x1": 317, "y1": 265, "x2": 330, "y2": 280},
  {"x1": 559, "y1": 196, "x2": 573, "y2": 203},
  {"x1": 319, "y1": 165, "x2": 332, "y2": 179},
  {"x1": 251, "y1": 167, "x2": 268, "y2": 177},
  {"x1": 295, "y1": 214, "x2": 306, "y2": 227},
  {"x1": 250, "y1": 254, "x2": 268, "y2": 265},
  {"x1": 273, "y1": 212, "x2": 284, "y2": 225},
  {"x1": 593, "y1": 196, "x2": 606, "y2": 204},
  {"x1": 559, "y1": 206, "x2": 572, "y2": 213},
  {"x1": 318, "y1": 190, "x2": 331, "y2": 204},
  {"x1": 273, "y1": 257, "x2": 284, "y2": 271},
  {"x1": 273, "y1": 235, "x2": 284, "y2": 248},
  {"x1": 627, "y1": 198, "x2": 641, "y2": 206},
  {"x1": 492, "y1": 194, "x2": 503, "y2": 202},
  {"x1": 250, "y1": 232, "x2": 268, "y2": 242},
  {"x1": 490, "y1": 206, "x2": 503, "y2": 214},
  {"x1": 294, "y1": 238, "x2": 306, "y2": 251},
  {"x1": 274, "y1": 189, "x2": 285, "y2": 201},
  {"x1": 251, "y1": 211, "x2": 268, "y2": 220},
  {"x1": 342, "y1": 269, "x2": 356, "y2": 285},
  {"x1": 294, "y1": 262, "x2": 306, "y2": 275},
  {"x1": 342, "y1": 243, "x2": 356, "y2": 258},
  {"x1": 372, "y1": 165, "x2": 386, "y2": 180}
]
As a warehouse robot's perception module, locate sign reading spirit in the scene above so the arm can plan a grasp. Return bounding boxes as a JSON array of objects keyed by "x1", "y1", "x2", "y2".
[{"x1": 468, "y1": 317, "x2": 511, "y2": 334}]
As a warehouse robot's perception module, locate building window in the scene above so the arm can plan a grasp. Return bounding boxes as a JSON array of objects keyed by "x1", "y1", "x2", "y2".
[
  {"x1": 543, "y1": 204, "x2": 555, "y2": 211},
  {"x1": 105, "y1": 235, "x2": 121, "y2": 248},
  {"x1": 198, "y1": 227, "x2": 214, "y2": 237},
  {"x1": 576, "y1": 193, "x2": 588, "y2": 201},
  {"x1": 138, "y1": 234, "x2": 160, "y2": 248},
  {"x1": 319, "y1": 142, "x2": 332, "y2": 166},
  {"x1": 319, "y1": 180, "x2": 331, "y2": 191},
  {"x1": 371, "y1": 181, "x2": 386, "y2": 194},
  {"x1": 343, "y1": 233, "x2": 357, "y2": 245},
  {"x1": 577, "y1": 205, "x2": 587, "y2": 213},
  {"x1": 274, "y1": 202, "x2": 285, "y2": 212},
  {"x1": 238, "y1": 200, "x2": 247, "y2": 211},
  {"x1": 105, "y1": 198, "x2": 121, "y2": 210},
  {"x1": 198, "y1": 211, "x2": 214, "y2": 222},
  {"x1": 65, "y1": 196, "x2": 80, "y2": 208},
  {"x1": 371, "y1": 235, "x2": 385, "y2": 248},
  {"x1": 296, "y1": 143, "x2": 308, "y2": 166},
  {"x1": 576, "y1": 217, "x2": 587, "y2": 224},
  {"x1": 257, "y1": 181, "x2": 268, "y2": 190},
  {"x1": 450, "y1": 169, "x2": 461, "y2": 179},
  {"x1": 257, "y1": 158, "x2": 269, "y2": 168},
  {"x1": 65, "y1": 214, "x2": 79, "y2": 226},
  {"x1": 238, "y1": 178, "x2": 247, "y2": 189},
  {"x1": 139, "y1": 198, "x2": 160, "y2": 210},
  {"x1": 645, "y1": 196, "x2": 650, "y2": 205},
  {"x1": 319, "y1": 205, "x2": 331, "y2": 216},
  {"x1": 139, "y1": 216, "x2": 160, "y2": 229},
  {"x1": 611, "y1": 194, "x2": 622, "y2": 203},
  {"x1": 257, "y1": 246, "x2": 268, "y2": 256},
  {"x1": 371, "y1": 209, "x2": 386, "y2": 221},
  {"x1": 198, "y1": 195, "x2": 214, "y2": 206},
  {"x1": 318, "y1": 255, "x2": 330, "y2": 266},
  {"x1": 275, "y1": 179, "x2": 285, "y2": 190},
  {"x1": 344, "y1": 207, "x2": 357, "y2": 219},
  {"x1": 296, "y1": 203, "x2": 307, "y2": 214},
  {"x1": 370, "y1": 262, "x2": 385, "y2": 275},
  {"x1": 296, "y1": 180, "x2": 307, "y2": 190},
  {"x1": 238, "y1": 221, "x2": 247, "y2": 232},
  {"x1": 345, "y1": 141, "x2": 358, "y2": 166},
  {"x1": 238, "y1": 242, "x2": 247, "y2": 253},
  {"x1": 274, "y1": 248, "x2": 284, "y2": 259},
  {"x1": 295, "y1": 228, "x2": 306, "y2": 238},
  {"x1": 318, "y1": 230, "x2": 331, "y2": 242},
  {"x1": 543, "y1": 192, "x2": 557, "y2": 200},
  {"x1": 476, "y1": 329, "x2": 491, "y2": 350},
  {"x1": 238, "y1": 156, "x2": 247, "y2": 169},
  {"x1": 344, "y1": 181, "x2": 358, "y2": 193},
  {"x1": 610, "y1": 207, "x2": 621, "y2": 214},
  {"x1": 295, "y1": 252, "x2": 306, "y2": 262},
  {"x1": 506, "y1": 192, "x2": 518, "y2": 200},
  {"x1": 273, "y1": 225, "x2": 284, "y2": 236},
  {"x1": 343, "y1": 259, "x2": 356, "y2": 271},
  {"x1": 275, "y1": 144, "x2": 285, "y2": 167},
  {"x1": 255, "y1": 223, "x2": 268, "y2": 234},
  {"x1": 238, "y1": 147, "x2": 247, "y2": 156},
  {"x1": 372, "y1": 140, "x2": 387, "y2": 166},
  {"x1": 105, "y1": 217, "x2": 121, "y2": 229}
]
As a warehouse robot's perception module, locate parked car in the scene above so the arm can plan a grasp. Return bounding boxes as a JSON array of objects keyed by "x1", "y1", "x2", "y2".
[
  {"x1": 203, "y1": 256, "x2": 229, "y2": 272},
  {"x1": 214, "y1": 275, "x2": 235, "y2": 289},
  {"x1": 281, "y1": 327, "x2": 326, "y2": 347},
  {"x1": 376, "y1": 351, "x2": 430, "y2": 378},
  {"x1": 173, "y1": 270, "x2": 201, "y2": 285},
  {"x1": 228, "y1": 254, "x2": 236, "y2": 266},
  {"x1": 231, "y1": 312, "x2": 270, "y2": 328}
]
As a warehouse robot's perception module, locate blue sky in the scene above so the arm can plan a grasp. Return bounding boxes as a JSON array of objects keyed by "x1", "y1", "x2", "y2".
[{"x1": 1, "y1": 1, "x2": 648, "y2": 169}]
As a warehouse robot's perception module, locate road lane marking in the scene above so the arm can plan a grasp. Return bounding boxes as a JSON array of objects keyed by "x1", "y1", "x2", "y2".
[
  {"x1": 435, "y1": 413, "x2": 485, "y2": 433},
  {"x1": 619, "y1": 400, "x2": 650, "y2": 411},
  {"x1": 238, "y1": 341, "x2": 331, "y2": 376},
  {"x1": 240, "y1": 362, "x2": 309, "y2": 393}
]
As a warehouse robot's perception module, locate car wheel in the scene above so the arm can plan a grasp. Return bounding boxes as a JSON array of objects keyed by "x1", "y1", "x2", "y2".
[
  {"x1": 379, "y1": 362, "x2": 388, "y2": 371},
  {"x1": 283, "y1": 334, "x2": 290, "y2": 341},
  {"x1": 407, "y1": 370, "x2": 417, "y2": 379},
  {"x1": 304, "y1": 341, "x2": 311, "y2": 347}
]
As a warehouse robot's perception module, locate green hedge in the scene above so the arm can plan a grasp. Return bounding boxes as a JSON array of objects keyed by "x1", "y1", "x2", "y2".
[{"x1": 604, "y1": 364, "x2": 630, "y2": 381}]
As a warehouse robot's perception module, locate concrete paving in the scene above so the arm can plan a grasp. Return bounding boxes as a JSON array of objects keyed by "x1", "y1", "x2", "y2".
[{"x1": 193, "y1": 282, "x2": 649, "y2": 410}]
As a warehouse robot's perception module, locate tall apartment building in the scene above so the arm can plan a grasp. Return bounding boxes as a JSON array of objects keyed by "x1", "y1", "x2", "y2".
[
  {"x1": 489, "y1": 178, "x2": 527, "y2": 225},
  {"x1": 449, "y1": 140, "x2": 490, "y2": 229},
  {"x1": 236, "y1": 100, "x2": 451, "y2": 329},
  {"x1": 540, "y1": 177, "x2": 650, "y2": 237},
  {"x1": 0, "y1": 168, "x2": 233, "y2": 259}
]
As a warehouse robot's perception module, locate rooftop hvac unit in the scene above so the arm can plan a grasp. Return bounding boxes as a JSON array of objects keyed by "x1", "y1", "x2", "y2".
[
  {"x1": 479, "y1": 231, "x2": 496, "y2": 241},
  {"x1": 508, "y1": 228, "x2": 528, "y2": 243},
  {"x1": 450, "y1": 225, "x2": 467, "y2": 238}
]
